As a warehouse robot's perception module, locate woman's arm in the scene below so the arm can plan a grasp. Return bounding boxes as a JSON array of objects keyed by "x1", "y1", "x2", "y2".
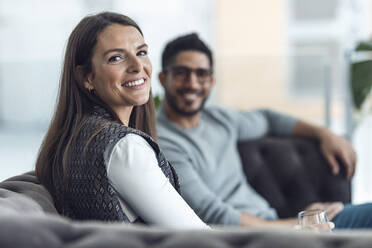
[{"x1": 105, "y1": 134, "x2": 209, "y2": 229}]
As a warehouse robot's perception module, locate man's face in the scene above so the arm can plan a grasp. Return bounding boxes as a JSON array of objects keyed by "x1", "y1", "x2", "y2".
[{"x1": 160, "y1": 50, "x2": 214, "y2": 116}]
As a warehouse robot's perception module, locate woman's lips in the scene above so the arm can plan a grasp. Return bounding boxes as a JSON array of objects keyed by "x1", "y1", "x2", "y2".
[{"x1": 122, "y1": 78, "x2": 146, "y2": 89}]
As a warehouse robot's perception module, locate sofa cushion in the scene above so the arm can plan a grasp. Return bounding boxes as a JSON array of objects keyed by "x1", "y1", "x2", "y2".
[
  {"x1": 0, "y1": 171, "x2": 57, "y2": 214},
  {"x1": 0, "y1": 188, "x2": 44, "y2": 215},
  {"x1": 1, "y1": 213, "x2": 372, "y2": 248}
]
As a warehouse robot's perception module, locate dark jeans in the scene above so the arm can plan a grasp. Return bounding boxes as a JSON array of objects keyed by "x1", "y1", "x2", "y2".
[{"x1": 333, "y1": 203, "x2": 372, "y2": 229}]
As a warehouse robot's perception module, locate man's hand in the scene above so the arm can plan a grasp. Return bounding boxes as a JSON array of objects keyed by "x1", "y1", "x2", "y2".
[
  {"x1": 305, "y1": 202, "x2": 344, "y2": 220},
  {"x1": 240, "y1": 212, "x2": 298, "y2": 227},
  {"x1": 293, "y1": 121, "x2": 357, "y2": 179},
  {"x1": 318, "y1": 129, "x2": 357, "y2": 179},
  {"x1": 240, "y1": 212, "x2": 270, "y2": 227}
]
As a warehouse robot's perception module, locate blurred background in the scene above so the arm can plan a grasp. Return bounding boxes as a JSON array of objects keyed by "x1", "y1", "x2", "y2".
[{"x1": 1, "y1": 0, "x2": 372, "y2": 203}]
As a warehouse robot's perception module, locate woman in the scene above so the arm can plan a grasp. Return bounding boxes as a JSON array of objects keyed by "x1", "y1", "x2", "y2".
[{"x1": 35, "y1": 12, "x2": 208, "y2": 229}]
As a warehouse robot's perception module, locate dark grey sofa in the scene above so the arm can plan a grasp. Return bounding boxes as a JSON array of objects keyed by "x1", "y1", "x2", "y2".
[
  {"x1": 1, "y1": 136, "x2": 368, "y2": 248},
  {"x1": 238, "y1": 137, "x2": 351, "y2": 218}
]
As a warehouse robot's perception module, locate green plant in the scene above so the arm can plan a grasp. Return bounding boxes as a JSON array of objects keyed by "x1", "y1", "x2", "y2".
[
  {"x1": 153, "y1": 95, "x2": 163, "y2": 110},
  {"x1": 351, "y1": 41, "x2": 372, "y2": 110}
]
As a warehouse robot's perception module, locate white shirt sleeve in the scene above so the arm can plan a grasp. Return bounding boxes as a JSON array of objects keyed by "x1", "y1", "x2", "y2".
[{"x1": 106, "y1": 133, "x2": 209, "y2": 230}]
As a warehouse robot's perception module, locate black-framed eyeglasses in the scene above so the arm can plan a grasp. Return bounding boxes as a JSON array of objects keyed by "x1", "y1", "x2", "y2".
[{"x1": 165, "y1": 65, "x2": 212, "y2": 83}]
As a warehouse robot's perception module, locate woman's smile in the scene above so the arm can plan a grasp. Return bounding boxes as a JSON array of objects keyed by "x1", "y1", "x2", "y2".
[{"x1": 121, "y1": 77, "x2": 146, "y2": 89}]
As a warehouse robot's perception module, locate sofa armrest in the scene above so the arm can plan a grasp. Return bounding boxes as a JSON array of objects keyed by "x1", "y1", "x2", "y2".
[
  {"x1": 238, "y1": 136, "x2": 351, "y2": 218},
  {"x1": 0, "y1": 171, "x2": 58, "y2": 215}
]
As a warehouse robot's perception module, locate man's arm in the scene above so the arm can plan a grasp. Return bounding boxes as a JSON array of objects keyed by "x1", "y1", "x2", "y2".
[
  {"x1": 293, "y1": 120, "x2": 356, "y2": 179},
  {"x1": 174, "y1": 155, "x2": 299, "y2": 228},
  {"x1": 236, "y1": 109, "x2": 298, "y2": 140},
  {"x1": 238, "y1": 109, "x2": 356, "y2": 179},
  {"x1": 240, "y1": 201, "x2": 344, "y2": 228},
  {"x1": 240, "y1": 212, "x2": 297, "y2": 227},
  {"x1": 169, "y1": 150, "x2": 300, "y2": 228}
]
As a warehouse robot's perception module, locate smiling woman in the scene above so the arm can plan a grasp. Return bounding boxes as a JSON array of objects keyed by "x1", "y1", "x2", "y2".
[
  {"x1": 80, "y1": 24, "x2": 152, "y2": 125},
  {"x1": 34, "y1": 12, "x2": 208, "y2": 229}
]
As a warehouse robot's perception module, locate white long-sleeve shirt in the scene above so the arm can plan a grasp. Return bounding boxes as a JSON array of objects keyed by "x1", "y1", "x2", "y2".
[{"x1": 105, "y1": 133, "x2": 209, "y2": 230}]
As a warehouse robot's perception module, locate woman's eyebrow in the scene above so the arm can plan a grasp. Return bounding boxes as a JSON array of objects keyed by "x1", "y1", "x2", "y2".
[
  {"x1": 103, "y1": 48, "x2": 124, "y2": 57},
  {"x1": 102, "y1": 44, "x2": 147, "y2": 57},
  {"x1": 137, "y1": 43, "x2": 148, "y2": 50}
]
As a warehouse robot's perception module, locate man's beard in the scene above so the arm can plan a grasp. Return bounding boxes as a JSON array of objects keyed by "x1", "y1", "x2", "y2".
[{"x1": 164, "y1": 89, "x2": 207, "y2": 117}]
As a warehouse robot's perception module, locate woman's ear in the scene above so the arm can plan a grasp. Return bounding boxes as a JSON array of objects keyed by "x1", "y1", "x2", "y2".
[{"x1": 75, "y1": 65, "x2": 94, "y2": 91}]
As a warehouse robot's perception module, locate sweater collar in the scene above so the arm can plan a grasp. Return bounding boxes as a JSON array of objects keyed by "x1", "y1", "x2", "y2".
[{"x1": 91, "y1": 105, "x2": 115, "y2": 121}]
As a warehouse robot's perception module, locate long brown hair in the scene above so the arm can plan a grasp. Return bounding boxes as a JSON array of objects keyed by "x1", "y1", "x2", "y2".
[{"x1": 35, "y1": 12, "x2": 157, "y2": 204}]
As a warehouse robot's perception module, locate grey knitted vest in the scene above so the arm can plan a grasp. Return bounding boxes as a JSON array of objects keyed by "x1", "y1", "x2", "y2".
[{"x1": 55, "y1": 106, "x2": 180, "y2": 222}]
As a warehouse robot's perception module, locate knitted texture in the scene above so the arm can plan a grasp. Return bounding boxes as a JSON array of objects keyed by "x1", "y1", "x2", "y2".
[{"x1": 54, "y1": 106, "x2": 179, "y2": 222}]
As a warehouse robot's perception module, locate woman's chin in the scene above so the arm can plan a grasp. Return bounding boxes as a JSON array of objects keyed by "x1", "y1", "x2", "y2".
[{"x1": 133, "y1": 97, "x2": 150, "y2": 107}]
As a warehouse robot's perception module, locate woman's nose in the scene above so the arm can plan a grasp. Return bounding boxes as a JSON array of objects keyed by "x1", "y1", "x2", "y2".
[{"x1": 126, "y1": 55, "x2": 142, "y2": 73}]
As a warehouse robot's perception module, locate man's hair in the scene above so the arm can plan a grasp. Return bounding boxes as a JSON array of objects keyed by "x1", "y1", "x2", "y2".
[{"x1": 161, "y1": 33, "x2": 213, "y2": 72}]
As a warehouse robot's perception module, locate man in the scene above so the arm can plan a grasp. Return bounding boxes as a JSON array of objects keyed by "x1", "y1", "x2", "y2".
[{"x1": 156, "y1": 33, "x2": 372, "y2": 228}]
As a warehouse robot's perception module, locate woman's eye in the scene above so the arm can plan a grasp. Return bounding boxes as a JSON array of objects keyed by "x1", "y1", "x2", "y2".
[
  {"x1": 108, "y1": 55, "x2": 122, "y2": 63},
  {"x1": 137, "y1": 50, "x2": 148, "y2": 56}
]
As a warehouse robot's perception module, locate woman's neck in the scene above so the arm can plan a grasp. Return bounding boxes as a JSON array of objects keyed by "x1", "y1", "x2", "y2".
[{"x1": 112, "y1": 106, "x2": 133, "y2": 126}]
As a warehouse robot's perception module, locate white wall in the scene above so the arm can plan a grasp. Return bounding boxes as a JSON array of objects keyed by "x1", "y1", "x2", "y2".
[{"x1": 0, "y1": 0, "x2": 215, "y2": 180}]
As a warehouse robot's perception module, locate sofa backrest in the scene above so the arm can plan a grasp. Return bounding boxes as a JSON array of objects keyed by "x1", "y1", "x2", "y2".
[
  {"x1": 238, "y1": 136, "x2": 351, "y2": 218},
  {"x1": 0, "y1": 136, "x2": 352, "y2": 220}
]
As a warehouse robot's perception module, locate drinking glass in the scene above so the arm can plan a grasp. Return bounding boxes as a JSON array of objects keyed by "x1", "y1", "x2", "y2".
[{"x1": 298, "y1": 209, "x2": 332, "y2": 232}]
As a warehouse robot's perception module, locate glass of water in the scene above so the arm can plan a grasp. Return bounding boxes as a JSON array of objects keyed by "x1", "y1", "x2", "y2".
[{"x1": 298, "y1": 209, "x2": 332, "y2": 232}]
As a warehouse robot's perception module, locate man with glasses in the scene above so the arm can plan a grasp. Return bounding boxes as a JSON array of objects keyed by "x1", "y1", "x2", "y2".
[{"x1": 157, "y1": 33, "x2": 372, "y2": 228}]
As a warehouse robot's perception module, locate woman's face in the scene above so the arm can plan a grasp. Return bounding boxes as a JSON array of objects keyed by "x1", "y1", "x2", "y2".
[{"x1": 84, "y1": 24, "x2": 152, "y2": 117}]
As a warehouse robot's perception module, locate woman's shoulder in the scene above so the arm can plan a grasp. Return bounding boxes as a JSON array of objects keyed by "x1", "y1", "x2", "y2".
[
  {"x1": 105, "y1": 133, "x2": 156, "y2": 168},
  {"x1": 118, "y1": 133, "x2": 151, "y2": 147}
]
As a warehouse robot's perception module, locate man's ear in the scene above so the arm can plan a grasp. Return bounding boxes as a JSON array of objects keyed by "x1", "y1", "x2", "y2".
[
  {"x1": 75, "y1": 65, "x2": 94, "y2": 91},
  {"x1": 210, "y1": 75, "x2": 216, "y2": 87},
  {"x1": 158, "y1": 71, "x2": 166, "y2": 87}
]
